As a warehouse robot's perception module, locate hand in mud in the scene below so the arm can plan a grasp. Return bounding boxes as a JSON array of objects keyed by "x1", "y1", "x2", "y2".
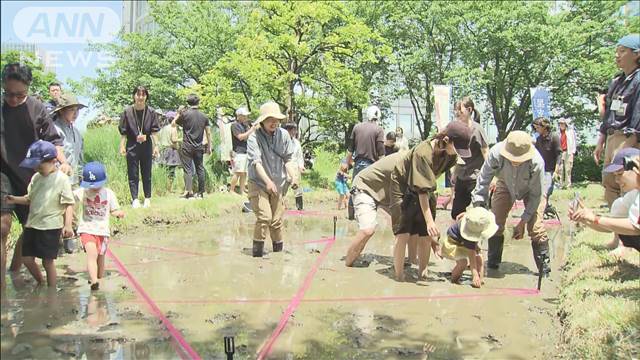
[
  {"x1": 426, "y1": 220, "x2": 440, "y2": 239},
  {"x1": 472, "y1": 275, "x2": 482, "y2": 288},
  {"x1": 513, "y1": 220, "x2": 526, "y2": 240},
  {"x1": 265, "y1": 180, "x2": 278, "y2": 195}
]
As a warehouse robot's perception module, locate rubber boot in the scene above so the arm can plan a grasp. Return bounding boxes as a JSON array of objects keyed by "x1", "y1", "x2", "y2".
[
  {"x1": 273, "y1": 241, "x2": 283, "y2": 252},
  {"x1": 532, "y1": 241, "x2": 551, "y2": 276},
  {"x1": 347, "y1": 198, "x2": 355, "y2": 220},
  {"x1": 487, "y1": 235, "x2": 505, "y2": 269},
  {"x1": 295, "y1": 196, "x2": 303, "y2": 211},
  {"x1": 252, "y1": 240, "x2": 264, "y2": 257}
]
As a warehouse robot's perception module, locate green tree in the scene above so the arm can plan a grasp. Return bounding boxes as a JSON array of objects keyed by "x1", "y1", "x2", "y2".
[{"x1": 1, "y1": 50, "x2": 58, "y2": 100}]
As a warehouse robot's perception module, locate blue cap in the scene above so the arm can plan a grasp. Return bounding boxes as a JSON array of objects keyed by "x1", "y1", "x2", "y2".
[
  {"x1": 604, "y1": 147, "x2": 640, "y2": 173},
  {"x1": 617, "y1": 34, "x2": 640, "y2": 51},
  {"x1": 80, "y1": 161, "x2": 108, "y2": 188},
  {"x1": 19, "y1": 140, "x2": 57, "y2": 169}
]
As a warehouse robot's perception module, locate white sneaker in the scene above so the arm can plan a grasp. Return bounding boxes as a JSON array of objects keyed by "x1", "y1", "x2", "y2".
[
  {"x1": 132, "y1": 199, "x2": 141, "y2": 208},
  {"x1": 143, "y1": 198, "x2": 151, "y2": 208}
]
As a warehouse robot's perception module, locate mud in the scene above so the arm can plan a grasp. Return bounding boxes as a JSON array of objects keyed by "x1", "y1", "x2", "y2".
[{"x1": 1, "y1": 201, "x2": 566, "y2": 359}]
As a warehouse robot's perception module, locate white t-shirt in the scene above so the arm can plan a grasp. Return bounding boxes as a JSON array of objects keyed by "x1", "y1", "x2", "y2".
[
  {"x1": 628, "y1": 190, "x2": 640, "y2": 230},
  {"x1": 610, "y1": 189, "x2": 639, "y2": 218},
  {"x1": 74, "y1": 187, "x2": 120, "y2": 237}
]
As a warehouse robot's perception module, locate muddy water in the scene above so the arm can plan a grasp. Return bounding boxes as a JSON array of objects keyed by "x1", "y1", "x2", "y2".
[{"x1": 1, "y1": 204, "x2": 566, "y2": 359}]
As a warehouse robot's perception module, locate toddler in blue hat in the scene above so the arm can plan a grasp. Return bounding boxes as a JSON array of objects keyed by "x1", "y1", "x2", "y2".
[
  {"x1": 5, "y1": 140, "x2": 75, "y2": 287},
  {"x1": 74, "y1": 161, "x2": 125, "y2": 290}
]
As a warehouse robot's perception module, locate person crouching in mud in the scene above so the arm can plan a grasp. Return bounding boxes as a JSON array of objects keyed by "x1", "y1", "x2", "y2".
[
  {"x1": 247, "y1": 102, "x2": 299, "y2": 257},
  {"x1": 345, "y1": 122, "x2": 472, "y2": 281}
]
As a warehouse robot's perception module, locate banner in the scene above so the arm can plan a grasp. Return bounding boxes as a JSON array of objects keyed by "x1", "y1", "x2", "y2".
[
  {"x1": 530, "y1": 87, "x2": 551, "y2": 121},
  {"x1": 433, "y1": 85, "x2": 451, "y2": 131}
]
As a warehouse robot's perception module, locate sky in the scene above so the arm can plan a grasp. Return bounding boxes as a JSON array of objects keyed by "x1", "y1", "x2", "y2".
[{"x1": 1, "y1": 1, "x2": 123, "y2": 131}]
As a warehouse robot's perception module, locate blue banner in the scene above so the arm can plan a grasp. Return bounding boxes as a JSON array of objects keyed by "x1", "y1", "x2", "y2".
[{"x1": 530, "y1": 87, "x2": 551, "y2": 120}]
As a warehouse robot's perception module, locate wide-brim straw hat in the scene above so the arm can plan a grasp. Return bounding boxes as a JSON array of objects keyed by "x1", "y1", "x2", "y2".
[
  {"x1": 499, "y1": 130, "x2": 535, "y2": 162},
  {"x1": 53, "y1": 93, "x2": 86, "y2": 113},
  {"x1": 460, "y1": 207, "x2": 499, "y2": 243},
  {"x1": 256, "y1": 102, "x2": 286, "y2": 123}
]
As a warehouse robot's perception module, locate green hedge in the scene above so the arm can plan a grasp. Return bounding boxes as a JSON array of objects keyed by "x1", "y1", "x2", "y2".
[{"x1": 572, "y1": 144, "x2": 601, "y2": 183}]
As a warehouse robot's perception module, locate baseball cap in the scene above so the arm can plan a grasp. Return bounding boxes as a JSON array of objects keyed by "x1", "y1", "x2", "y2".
[
  {"x1": 365, "y1": 105, "x2": 381, "y2": 121},
  {"x1": 603, "y1": 147, "x2": 640, "y2": 173},
  {"x1": 19, "y1": 140, "x2": 57, "y2": 169},
  {"x1": 444, "y1": 121, "x2": 472, "y2": 158},
  {"x1": 80, "y1": 161, "x2": 108, "y2": 189}
]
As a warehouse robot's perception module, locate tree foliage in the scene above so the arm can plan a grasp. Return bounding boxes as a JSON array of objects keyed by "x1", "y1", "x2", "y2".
[
  {"x1": 1, "y1": 50, "x2": 58, "y2": 100},
  {"x1": 80, "y1": 0, "x2": 636, "y2": 145}
]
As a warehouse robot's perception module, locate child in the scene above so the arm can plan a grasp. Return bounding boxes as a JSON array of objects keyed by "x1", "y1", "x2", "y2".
[
  {"x1": 158, "y1": 111, "x2": 182, "y2": 192},
  {"x1": 5, "y1": 140, "x2": 75, "y2": 287},
  {"x1": 335, "y1": 161, "x2": 350, "y2": 210},
  {"x1": 75, "y1": 162, "x2": 124, "y2": 290},
  {"x1": 384, "y1": 131, "x2": 398, "y2": 155},
  {"x1": 440, "y1": 207, "x2": 498, "y2": 288}
]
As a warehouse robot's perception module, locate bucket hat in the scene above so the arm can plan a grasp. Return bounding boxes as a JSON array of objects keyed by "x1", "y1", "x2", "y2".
[
  {"x1": 499, "y1": 131, "x2": 536, "y2": 162},
  {"x1": 460, "y1": 207, "x2": 499, "y2": 243}
]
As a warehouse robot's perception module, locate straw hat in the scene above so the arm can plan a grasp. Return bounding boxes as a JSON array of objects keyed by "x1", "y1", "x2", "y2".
[
  {"x1": 256, "y1": 102, "x2": 286, "y2": 123},
  {"x1": 52, "y1": 93, "x2": 86, "y2": 113},
  {"x1": 460, "y1": 207, "x2": 499, "y2": 243},
  {"x1": 499, "y1": 131, "x2": 536, "y2": 162}
]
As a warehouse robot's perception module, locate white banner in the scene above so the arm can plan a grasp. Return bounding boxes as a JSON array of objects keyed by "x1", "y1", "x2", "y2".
[{"x1": 433, "y1": 85, "x2": 451, "y2": 131}]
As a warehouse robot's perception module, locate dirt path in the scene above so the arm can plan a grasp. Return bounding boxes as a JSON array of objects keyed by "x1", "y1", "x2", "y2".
[{"x1": 1, "y1": 203, "x2": 566, "y2": 359}]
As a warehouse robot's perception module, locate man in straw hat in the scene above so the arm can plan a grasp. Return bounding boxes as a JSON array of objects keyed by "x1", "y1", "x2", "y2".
[
  {"x1": 53, "y1": 93, "x2": 87, "y2": 186},
  {"x1": 441, "y1": 207, "x2": 498, "y2": 288},
  {"x1": 247, "y1": 101, "x2": 299, "y2": 257},
  {"x1": 470, "y1": 130, "x2": 551, "y2": 276}
]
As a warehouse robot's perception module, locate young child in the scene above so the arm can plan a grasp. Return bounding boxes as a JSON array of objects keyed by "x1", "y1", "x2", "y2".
[
  {"x1": 440, "y1": 207, "x2": 498, "y2": 288},
  {"x1": 74, "y1": 162, "x2": 124, "y2": 290},
  {"x1": 5, "y1": 140, "x2": 75, "y2": 287},
  {"x1": 335, "y1": 161, "x2": 350, "y2": 210}
]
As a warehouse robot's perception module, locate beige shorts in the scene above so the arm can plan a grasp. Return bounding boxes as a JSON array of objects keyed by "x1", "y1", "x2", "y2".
[
  {"x1": 353, "y1": 192, "x2": 378, "y2": 230},
  {"x1": 232, "y1": 153, "x2": 248, "y2": 173}
]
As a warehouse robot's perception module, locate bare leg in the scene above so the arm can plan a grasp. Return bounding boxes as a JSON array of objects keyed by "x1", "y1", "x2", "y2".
[
  {"x1": 393, "y1": 233, "x2": 410, "y2": 281},
  {"x1": 476, "y1": 254, "x2": 484, "y2": 285},
  {"x1": 0, "y1": 213, "x2": 11, "y2": 288},
  {"x1": 9, "y1": 232, "x2": 23, "y2": 272},
  {"x1": 345, "y1": 228, "x2": 375, "y2": 266},
  {"x1": 417, "y1": 236, "x2": 431, "y2": 279},
  {"x1": 229, "y1": 173, "x2": 239, "y2": 193},
  {"x1": 22, "y1": 256, "x2": 44, "y2": 285},
  {"x1": 42, "y1": 259, "x2": 56, "y2": 288},
  {"x1": 451, "y1": 259, "x2": 467, "y2": 284},
  {"x1": 97, "y1": 254, "x2": 105, "y2": 279},
  {"x1": 407, "y1": 235, "x2": 418, "y2": 265},
  {"x1": 337, "y1": 195, "x2": 343, "y2": 210},
  {"x1": 239, "y1": 173, "x2": 247, "y2": 193},
  {"x1": 85, "y1": 242, "x2": 99, "y2": 284}
]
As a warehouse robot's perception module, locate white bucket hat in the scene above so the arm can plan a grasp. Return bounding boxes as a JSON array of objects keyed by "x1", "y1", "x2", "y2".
[
  {"x1": 256, "y1": 102, "x2": 286, "y2": 123},
  {"x1": 235, "y1": 106, "x2": 250, "y2": 116},
  {"x1": 460, "y1": 207, "x2": 499, "y2": 243},
  {"x1": 365, "y1": 105, "x2": 381, "y2": 121}
]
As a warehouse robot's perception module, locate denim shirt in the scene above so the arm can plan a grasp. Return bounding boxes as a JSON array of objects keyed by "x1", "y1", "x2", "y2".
[
  {"x1": 247, "y1": 127, "x2": 294, "y2": 192},
  {"x1": 471, "y1": 142, "x2": 545, "y2": 223},
  {"x1": 54, "y1": 117, "x2": 84, "y2": 185}
]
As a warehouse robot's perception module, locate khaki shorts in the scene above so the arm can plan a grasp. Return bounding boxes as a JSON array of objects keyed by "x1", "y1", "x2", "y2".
[
  {"x1": 353, "y1": 192, "x2": 379, "y2": 230},
  {"x1": 232, "y1": 153, "x2": 248, "y2": 173}
]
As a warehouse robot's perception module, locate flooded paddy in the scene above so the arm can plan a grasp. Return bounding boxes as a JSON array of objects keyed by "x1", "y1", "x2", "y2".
[{"x1": 1, "y1": 202, "x2": 567, "y2": 359}]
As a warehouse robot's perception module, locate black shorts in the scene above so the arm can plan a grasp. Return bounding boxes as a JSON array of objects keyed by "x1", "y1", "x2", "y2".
[
  {"x1": 1, "y1": 172, "x2": 29, "y2": 224},
  {"x1": 393, "y1": 192, "x2": 436, "y2": 237},
  {"x1": 619, "y1": 234, "x2": 640, "y2": 252},
  {"x1": 22, "y1": 228, "x2": 61, "y2": 260}
]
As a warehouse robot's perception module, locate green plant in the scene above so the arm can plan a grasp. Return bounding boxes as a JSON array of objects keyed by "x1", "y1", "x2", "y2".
[{"x1": 572, "y1": 144, "x2": 601, "y2": 183}]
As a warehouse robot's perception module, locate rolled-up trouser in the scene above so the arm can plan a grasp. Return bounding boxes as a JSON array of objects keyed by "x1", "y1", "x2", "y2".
[
  {"x1": 348, "y1": 158, "x2": 375, "y2": 219},
  {"x1": 248, "y1": 182, "x2": 285, "y2": 243},
  {"x1": 491, "y1": 180, "x2": 549, "y2": 242},
  {"x1": 180, "y1": 146, "x2": 205, "y2": 194},
  {"x1": 602, "y1": 131, "x2": 639, "y2": 207}
]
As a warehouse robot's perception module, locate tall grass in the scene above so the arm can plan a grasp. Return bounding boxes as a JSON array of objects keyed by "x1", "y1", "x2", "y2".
[
  {"x1": 83, "y1": 125, "x2": 226, "y2": 203},
  {"x1": 303, "y1": 146, "x2": 342, "y2": 189}
]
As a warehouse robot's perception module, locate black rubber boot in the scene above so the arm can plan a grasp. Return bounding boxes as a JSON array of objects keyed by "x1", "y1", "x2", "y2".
[
  {"x1": 347, "y1": 200, "x2": 355, "y2": 220},
  {"x1": 273, "y1": 241, "x2": 283, "y2": 252},
  {"x1": 487, "y1": 235, "x2": 505, "y2": 269},
  {"x1": 252, "y1": 240, "x2": 264, "y2": 257},
  {"x1": 295, "y1": 196, "x2": 303, "y2": 211},
  {"x1": 532, "y1": 241, "x2": 551, "y2": 276}
]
